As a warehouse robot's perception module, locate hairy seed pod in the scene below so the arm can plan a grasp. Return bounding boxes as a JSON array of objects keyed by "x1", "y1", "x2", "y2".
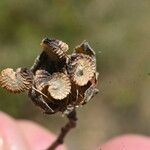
[
  {"x1": 68, "y1": 54, "x2": 96, "y2": 86},
  {"x1": 41, "y1": 38, "x2": 69, "y2": 58},
  {"x1": 0, "y1": 68, "x2": 33, "y2": 93},
  {"x1": 47, "y1": 73, "x2": 71, "y2": 100}
]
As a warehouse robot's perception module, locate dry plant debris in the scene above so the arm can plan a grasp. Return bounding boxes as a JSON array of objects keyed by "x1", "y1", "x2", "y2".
[{"x1": 0, "y1": 38, "x2": 99, "y2": 150}]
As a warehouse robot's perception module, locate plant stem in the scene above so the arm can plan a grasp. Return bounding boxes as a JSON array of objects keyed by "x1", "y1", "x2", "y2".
[{"x1": 47, "y1": 110, "x2": 77, "y2": 150}]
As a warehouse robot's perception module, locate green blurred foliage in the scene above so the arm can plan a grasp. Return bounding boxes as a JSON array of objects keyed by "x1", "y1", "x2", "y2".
[{"x1": 0, "y1": 0, "x2": 150, "y2": 149}]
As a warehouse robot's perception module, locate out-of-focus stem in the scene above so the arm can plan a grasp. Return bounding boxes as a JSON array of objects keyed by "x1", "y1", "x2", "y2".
[{"x1": 47, "y1": 110, "x2": 77, "y2": 150}]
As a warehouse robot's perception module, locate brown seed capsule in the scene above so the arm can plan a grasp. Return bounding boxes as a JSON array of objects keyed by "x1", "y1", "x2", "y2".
[
  {"x1": 47, "y1": 73, "x2": 71, "y2": 100},
  {"x1": 68, "y1": 54, "x2": 96, "y2": 86},
  {"x1": 0, "y1": 68, "x2": 33, "y2": 93},
  {"x1": 41, "y1": 38, "x2": 69, "y2": 59},
  {"x1": 34, "y1": 69, "x2": 50, "y2": 82},
  {"x1": 34, "y1": 70, "x2": 50, "y2": 91}
]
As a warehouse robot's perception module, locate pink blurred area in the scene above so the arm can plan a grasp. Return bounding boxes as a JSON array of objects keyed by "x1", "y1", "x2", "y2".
[{"x1": 100, "y1": 135, "x2": 150, "y2": 150}]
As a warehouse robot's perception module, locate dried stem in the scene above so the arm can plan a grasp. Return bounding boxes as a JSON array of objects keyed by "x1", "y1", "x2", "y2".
[{"x1": 47, "y1": 110, "x2": 77, "y2": 150}]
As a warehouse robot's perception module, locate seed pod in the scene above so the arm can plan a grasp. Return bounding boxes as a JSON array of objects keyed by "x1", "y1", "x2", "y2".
[
  {"x1": 47, "y1": 73, "x2": 71, "y2": 100},
  {"x1": 68, "y1": 54, "x2": 96, "y2": 86},
  {"x1": 35, "y1": 69, "x2": 50, "y2": 79},
  {"x1": 0, "y1": 68, "x2": 33, "y2": 93},
  {"x1": 41, "y1": 38, "x2": 69, "y2": 58},
  {"x1": 34, "y1": 70, "x2": 50, "y2": 91}
]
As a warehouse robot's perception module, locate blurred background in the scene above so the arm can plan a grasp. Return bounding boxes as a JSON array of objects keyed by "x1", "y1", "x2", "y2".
[{"x1": 0, "y1": 0, "x2": 150, "y2": 149}]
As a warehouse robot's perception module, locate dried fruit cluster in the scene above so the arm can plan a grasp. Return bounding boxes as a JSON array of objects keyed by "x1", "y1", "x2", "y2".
[{"x1": 0, "y1": 38, "x2": 99, "y2": 115}]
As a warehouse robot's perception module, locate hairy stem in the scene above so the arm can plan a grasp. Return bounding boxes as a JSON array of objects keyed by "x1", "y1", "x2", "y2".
[{"x1": 47, "y1": 110, "x2": 77, "y2": 150}]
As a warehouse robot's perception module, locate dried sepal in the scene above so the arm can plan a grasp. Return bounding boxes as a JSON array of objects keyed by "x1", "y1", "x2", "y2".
[
  {"x1": 83, "y1": 72, "x2": 99, "y2": 103},
  {"x1": 83, "y1": 85, "x2": 99, "y2": 103},
  {"x1": 0, "y1": 68, "x2": 33, "y2": 93},
  {"x1": 89, "y1": 72, "x2": 99, "y2": 87},
  {"x1": 75, "y1": 40, "x2": 95, "y2": 57},
  {"x1": 68, "y1": 54, "x2": 96, "y2": 86},
  {"x1": 41, "y1": 38, "x2": 69, "y2": 58},
  {"x1": 48, "y1": 73, "x2": 71, "y2": 100}
]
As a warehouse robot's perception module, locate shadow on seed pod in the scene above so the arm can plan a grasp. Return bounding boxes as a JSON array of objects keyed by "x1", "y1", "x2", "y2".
[
  {"x1": 68, "y1": 54, "x2": 96, "y2": 86},
  {"x1": 0, "y1": 68, "x2": 33, "y2": 93}
]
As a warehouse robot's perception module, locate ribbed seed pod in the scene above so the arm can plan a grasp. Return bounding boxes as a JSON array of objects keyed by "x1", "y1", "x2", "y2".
[
  {"x1": 34, "y1": 70, "x2": 50, "y2": 91},
  {"x1": 68, "y1": 54, "x2": 96, "y2": 86},
  {"x1": 0, "y1": 68, "x2": 33, "y2": 93},
  {"x1": 41, "y1": 38, "x2": 69, "y2": 58},
  {"x1": 47, "y1": 73, "x2": 71, "y2": 100},
  {"x1": 35, "y1": 69, "x2": 50, "y2": 79},
  {"x1": 52, "y1": 39, "x2": 68, "y2": 58}
]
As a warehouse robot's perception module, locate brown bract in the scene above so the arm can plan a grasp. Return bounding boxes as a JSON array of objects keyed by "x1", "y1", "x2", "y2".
[{"x1": 75, "y1": 40, "x2": 95, "y2": 57}]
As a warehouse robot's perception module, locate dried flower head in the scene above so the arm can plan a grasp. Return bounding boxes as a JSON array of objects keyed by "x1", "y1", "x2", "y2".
[
  {"x1": 0, "y1": 68, "x2": 33, "y2": 93},
  {"x1": 0, "y1": 37, "x2": 99, "y2": 150},
  {"x1": 68, "y1": 54, "x2": 96, "y2": 86},
  {"x1": 47, "y1": 73, "x2": 71, "y2": 100},
  {"x1": 41, "y1": 38, "x2": 69, "y2": 58}
]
